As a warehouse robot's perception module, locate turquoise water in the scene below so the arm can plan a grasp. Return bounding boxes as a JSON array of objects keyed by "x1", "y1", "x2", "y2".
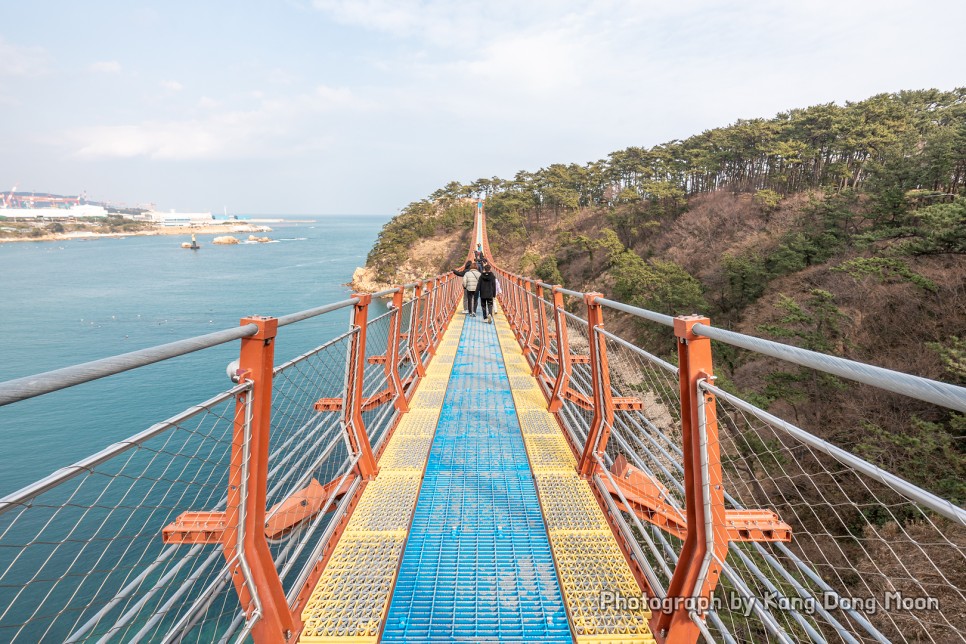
[{"x1": 0, "y1": 215, "x2": 389, "y2": 496}]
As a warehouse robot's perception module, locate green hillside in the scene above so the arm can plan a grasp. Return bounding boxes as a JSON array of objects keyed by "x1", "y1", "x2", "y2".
[{"x1": 364, "y1": 88, "x2": 966, "y2": 502}]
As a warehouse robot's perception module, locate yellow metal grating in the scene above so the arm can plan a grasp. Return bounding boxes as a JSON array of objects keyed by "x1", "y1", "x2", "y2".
[
  {"x1": 535, "y1": 471, "x2": 610, "y2": 531},
  {"x1": 392, "y1": 409, "x2": 440, "y2": 437},
  {"x1": 300, "y1": 532, "x2": 407, "y2": 643},
  {"x1": 551, "y1": 532, "x2": 653, "y2": 641},
  {"x1": 510, "y1": 375, "x2": 541, "y2": 391},
  {"x1": 410, "y1": 388, "x2": 446, "y2": 409},
  {"x1": 416, "y1": 377, "x2": 449, "y2": 391},
  {"x1": 344, "y1": 473, "x2": 422, "y2": 533},
  {"x1": 503, "y1": 362, "x2": 533, "y2": 377},
  {"x1": 518, "y1": 409, "x2": 563, "y2": 435},
  {"x1": 524, "y1": 434, "x2": 577, "y2": 471},
  {"x1": 422, "y1": 364, "x2": 450, "y2": 379},
  {"x1": 377, "y1": 435, "x2": 435, "y2": 470},
  {"x1": 511, "y1": 388, "x2": 549, "y2": 410}
]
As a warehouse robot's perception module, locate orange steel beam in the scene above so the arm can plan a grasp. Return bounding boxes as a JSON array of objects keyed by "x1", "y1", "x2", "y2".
[
  {"x1": 578, "y1": 293, "x2": 617, "y2": 478},
  {"x1": 345, "y1": 294, "x2": 378, "y2": 480},
  {"x1": 562, "y1": 387, "x2": 643, "y2": 411},
  {"x1": 386, "y1": 287, "x2": 409, "y2": 412},
  {"x1": 601, "y1": 455, "x2": 791, "y2": 543},
  {"x1": 657, "y1": 316, "x2": 729, "y2": 644},
  {"x1": 263, "y1": 476, "x2": 354, "y2": 540},
  {"x1": 547, "y1": 353, "x2": 592, "y2": 364},
  {"x1": 547, "y1": 287, "x2": 571, "y2": 413},
  {"x1": 162, "y1": 511, "x2": 228, "y2": 544},
  {"x1": 313, "y1": 388, "x2": 395, "y2": 413}
]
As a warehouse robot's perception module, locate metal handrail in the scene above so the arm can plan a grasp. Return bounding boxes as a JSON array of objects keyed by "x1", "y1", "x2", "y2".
[
  {"x1": 0, "y1": 382, "x2": 250, "y2": 516},
  {"x1": 0, "y1": 325, "x2": 260, "y2": 407},
  {"x1": 702, "y1": 381, "x2": 966, "y2": 524},
  {"x1": 693, "y1": 323, "x2": 966, "y2": 413},
  {"x1": 496, "y1": 266, "x2": 966, "y2": 414},
  {"x1": 0, "y1": 275, "x2": 456, "y2": 409}
]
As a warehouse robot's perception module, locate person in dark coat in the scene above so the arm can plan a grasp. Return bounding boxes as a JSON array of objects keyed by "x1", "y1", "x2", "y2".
[
  {"x1": 477, "y1": 263, "x2": 497, "y2": 323},
  {"x1": 452, "y1": 260, "x2": 473, "y2": 313}
]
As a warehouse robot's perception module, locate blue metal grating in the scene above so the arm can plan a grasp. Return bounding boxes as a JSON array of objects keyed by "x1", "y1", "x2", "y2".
[
  {"x1": 410, "y1": 473, "x2": 547, "y2": 533},
  {"x1": 382, "y1": 316, "x2": 573, "y2": 642}
]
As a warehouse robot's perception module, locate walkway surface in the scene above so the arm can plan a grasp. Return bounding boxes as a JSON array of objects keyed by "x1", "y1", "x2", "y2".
[{"x1": 299, "y1": 306, "x2": 654, "y2": 643}]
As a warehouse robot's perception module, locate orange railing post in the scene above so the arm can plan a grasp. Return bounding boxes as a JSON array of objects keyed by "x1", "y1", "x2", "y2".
[
  {"x1": 547, "y1": 287, "x2": 571, "y2": 413},
  {"x1": 532, "y1": 283, "x2": 550, "y2": 378},
  {"x1": 419, "y1": 279, "x2": 433, "y2": 357},
  {"x1": 228, "y1": 316, "x2": 295, "y2": 643},
  {"x1": 521, "y1": 281, "x2": 535, "y2": 357},
  {"x1": 435, "y1": 276, "x2": 448, "y2": 340},
  {"x1": 658, "y1": 315, "x2": 728, "y2": 643},
  {"x1": 577, "y1": 293, "x2": 616, "y2": 478},
  {"x1": 387, "y1": 287, "x2": 409, "y2": 412},
  {"x1": 345, "y1": 294, "x2": 378, "y2": 480},
  {"x1": 408, "y1": 282, "x2": 426, "y2": 377},
  {"x1": 512, "y1": 277, "x2": 525, "y2": 345},
  {"x1": 505, "y1": 277, "x2": 517, "y2": 328},
  {"x1": 425, "y1": 277, "x2": 438, "y2": 355}
]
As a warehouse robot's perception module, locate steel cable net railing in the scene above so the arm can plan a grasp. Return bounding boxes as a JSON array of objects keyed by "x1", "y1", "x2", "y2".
[
  {"x1": 0, "y1": 387, "x2": 246, "y2": 642},
  {"x1": 0, "y1": 279, "x2": 456, "y2": 643},
  {"x1": 498, "y1": 276, "x2": 966, "y2": 644}
]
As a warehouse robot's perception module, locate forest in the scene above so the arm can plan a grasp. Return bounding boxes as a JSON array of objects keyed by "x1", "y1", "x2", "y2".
[{"x1": 362, "y1": 88, "x2": 966, "y2": 505}]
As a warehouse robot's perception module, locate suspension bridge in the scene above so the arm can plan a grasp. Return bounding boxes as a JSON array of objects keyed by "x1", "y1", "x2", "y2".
[{"x1": 0, "y1": 204, "x2": 964, "y2": 643}]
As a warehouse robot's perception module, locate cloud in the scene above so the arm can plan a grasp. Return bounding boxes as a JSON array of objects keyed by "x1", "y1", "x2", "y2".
[
  {"x1": 89, "y1": 61, "x2": 121, "y2": 74},
  {"x1": 65, "y1": 85, "x2": 370, "y2": 160},
  {"x1": 69, "y1": 114, "x2": 278, "y2": 160},
  {"x1": 161, "y1": 80, "x2": 184, "y2": 92},
  {"x1": 0, "y1": 38, "x2": 49, "y2": 76},
  {"x1": 309, "y1": 0, "x2": 579, "y2": 47}
]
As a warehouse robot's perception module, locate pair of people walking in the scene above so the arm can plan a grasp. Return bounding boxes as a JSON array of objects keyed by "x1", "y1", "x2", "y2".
[{"x1": 453, "y1": 259, "x2": 498, "y2": 323}]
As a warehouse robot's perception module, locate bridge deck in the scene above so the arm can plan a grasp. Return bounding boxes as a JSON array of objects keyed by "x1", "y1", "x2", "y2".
[{"x1": 300, "y1": 306, "x2": 654, "y2": 643}]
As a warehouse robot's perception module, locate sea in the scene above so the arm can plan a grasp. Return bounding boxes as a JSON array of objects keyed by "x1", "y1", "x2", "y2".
[{"x1": 0, "y1": 215, "x2": 390, "y2": 497}]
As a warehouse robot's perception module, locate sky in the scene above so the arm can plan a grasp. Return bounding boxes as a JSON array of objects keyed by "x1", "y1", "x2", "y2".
[{"x1": 1, "y1": 1, "x2": 964, "y2": 215}]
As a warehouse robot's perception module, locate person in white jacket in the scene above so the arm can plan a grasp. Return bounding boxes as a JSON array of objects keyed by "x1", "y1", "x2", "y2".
[
  {"x1": 462, "y1": 267, "x2": 482, "y2": 317},
  {"x1": 452, "y1": 260, "x2": 474, "y2": 313}
]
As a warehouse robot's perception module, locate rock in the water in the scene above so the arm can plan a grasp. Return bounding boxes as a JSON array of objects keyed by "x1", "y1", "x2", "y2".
[{"x1": 213, "y1": 236, "x2": 239, "y2": 245}]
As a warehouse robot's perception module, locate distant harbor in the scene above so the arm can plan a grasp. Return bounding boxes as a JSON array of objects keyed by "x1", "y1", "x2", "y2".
[
  {"x1": 0, "y1": 219, "x2": 280, "y2": 244},
  {"x1": 0, "y1": 187, "x2": 306, "y2": 243}
]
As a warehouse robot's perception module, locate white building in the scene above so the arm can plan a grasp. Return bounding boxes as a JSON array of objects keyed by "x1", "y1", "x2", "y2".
[
  {"x1": 0, "y1": 204, "x2": 108, "y2": 219},
  {"x1": 147, "y1": 210, "x2": 215, "y2": 226}
]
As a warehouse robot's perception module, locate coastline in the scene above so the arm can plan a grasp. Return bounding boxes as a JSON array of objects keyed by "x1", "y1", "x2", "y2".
[{"x1": 0, "y1": 222, "x2": 286, "y2": 245}]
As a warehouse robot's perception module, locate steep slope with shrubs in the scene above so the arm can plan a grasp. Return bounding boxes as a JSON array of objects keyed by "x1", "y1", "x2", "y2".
[{"x1": 357, "y1": 88, "x2": 966, "y2": 502}]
